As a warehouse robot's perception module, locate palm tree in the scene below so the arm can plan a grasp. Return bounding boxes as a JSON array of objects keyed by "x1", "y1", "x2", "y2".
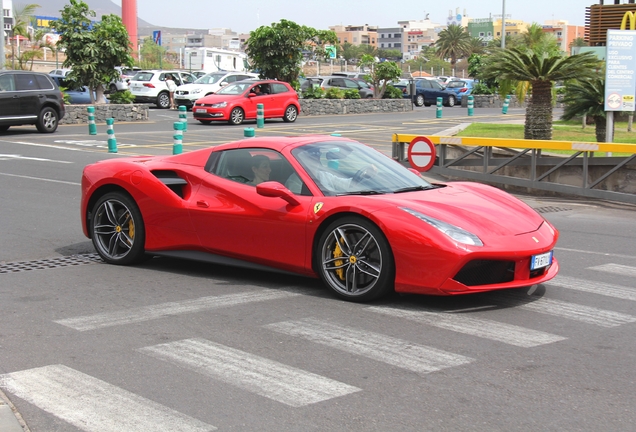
[
  {"x1": 435, "y1": 23, "x2": 471, "y2": 68},
  {"x1": 482, "y1": 48, "x2": 600, "y2": 140},
  {"x1": 522, "y1": 23, "x2": 559, "y2": 55},
  {"x1": 561, "y1": 77, "x2": 608, "y2": 143},
  {"x1": 11, "y1": 3, "x2": 40, "y2": 69}
]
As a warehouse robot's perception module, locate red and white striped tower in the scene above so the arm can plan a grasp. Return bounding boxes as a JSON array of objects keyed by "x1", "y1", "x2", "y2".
[{"x1": 121, "y1": 0, "x2": 138, "y2": 57}]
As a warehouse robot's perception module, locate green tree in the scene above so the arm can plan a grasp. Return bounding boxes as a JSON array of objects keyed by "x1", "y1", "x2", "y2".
[
  {"x1": 522, "y1": 23, "x2": 560, "y2": 55},
  {"x1": 245, "y1": 19, "x2": 337, "y2": 86},
  {"x1": 435, "y1": 23, "x2": 471, "y2": 68},
  {"x1": 11, "y1": 3, "x2": 40, "y2": 69},
  {"x1": 482, "y1": 48, "x2": 600, "y2": 140},
  {"x1": 339, "y1": 41, "x2": 360, "y2": 62},
  {"x1": 561, "y1": 77, "x2": 608, "y2": 142},
  {"x1": 51, "y1": 0, "x2": 134, "y2": 104},
  {"x1": 139, "y1": 38, "x2": 168, "y2": 70},
  {"x1": 360, "y1": 54, "x2": 402, "y2": 98}
]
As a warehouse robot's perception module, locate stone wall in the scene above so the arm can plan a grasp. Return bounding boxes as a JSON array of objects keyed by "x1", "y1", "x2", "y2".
[
  {"x1": 60, "y1": 104, "x2": 149, "y2": 124},
  {"x1": 460, "y1": 95, "x2": 525, "y2": 108},
  {"x1": 299, "y1": 99, "x2": 412, "y2": 116}
]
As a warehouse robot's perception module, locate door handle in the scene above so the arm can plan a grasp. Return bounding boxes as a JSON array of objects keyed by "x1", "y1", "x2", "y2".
[{"x1": 196, "y1": 200, "x2": 209, "y2": 208}]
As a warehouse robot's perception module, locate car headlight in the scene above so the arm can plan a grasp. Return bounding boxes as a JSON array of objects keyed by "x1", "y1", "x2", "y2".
[
  {"x1": 210, "y1": 102, "x2": 227, "y2": 108},
  {"x1": 400, "y1": 207, "x2": 483, "y2": 246}
]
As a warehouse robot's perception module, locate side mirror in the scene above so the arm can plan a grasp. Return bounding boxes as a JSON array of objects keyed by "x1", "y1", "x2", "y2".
[{"x1": 256, "y1": 181, "x2": 300, "y2": 206}]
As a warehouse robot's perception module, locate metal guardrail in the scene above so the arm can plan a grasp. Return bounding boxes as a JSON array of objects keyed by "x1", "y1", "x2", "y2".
[{"x1": 392, "y1": 134, "x2": 636, "y2": 205}]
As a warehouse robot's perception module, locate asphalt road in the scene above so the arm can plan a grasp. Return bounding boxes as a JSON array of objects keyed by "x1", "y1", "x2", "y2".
[{"x1": 0, "y1": 106, "x2": 635, "y2": 431}]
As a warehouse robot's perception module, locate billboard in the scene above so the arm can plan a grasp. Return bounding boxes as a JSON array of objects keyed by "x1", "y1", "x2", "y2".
[{"x1": 604, "y1": 29, "x2": 636, "y2": 111}]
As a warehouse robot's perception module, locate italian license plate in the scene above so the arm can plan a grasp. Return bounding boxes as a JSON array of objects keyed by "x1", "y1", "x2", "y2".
[
  {"x1": 530, "y1": 251, "x2": 553, "y2": 270},
  {"x1": 195, "y1": 109, "x2": 207, "y2": 113}
]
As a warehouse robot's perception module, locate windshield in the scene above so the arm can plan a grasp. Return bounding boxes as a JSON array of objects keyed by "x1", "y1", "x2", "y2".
[
  {"x1": 195, "y1": 73, "x2": 226, "y2": 85},
  {"x1": 446, "y1": 81, "x2": 466, "y2": 88},
  {"x1": 215, "y1": 82, "x2": 253, "y2": 95},
  {"x1": 291, "y1": 141, "x2": 432, "y2": 196}
]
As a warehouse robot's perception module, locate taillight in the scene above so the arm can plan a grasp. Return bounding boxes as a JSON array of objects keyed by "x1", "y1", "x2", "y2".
[
  {"x1": 460, "y1": 88, "x2": 467, "y2": 92},
  {"x1": 143, "y1": 83, "x2": 155, "y2": 88}
]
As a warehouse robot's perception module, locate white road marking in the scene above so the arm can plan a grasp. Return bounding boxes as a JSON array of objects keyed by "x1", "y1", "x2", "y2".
[
  {"x1": 554, "y1": 247, "x2": 636, "y2": 260},
  {"x1": 0, "y1": 154, "x2": 73, "y2": 163},
  {"x1": 493, "y1": 292, "x2": 636, "y2": 328},
  {"x1": 0, "y1": 364, "x2": 215, "y2": 432},
  {"x1": 549, "y1": 275, "x2": 636, "y2": 301},
  {"x1": 265, "y1": 318, "x2": 474, "y2": 374},
  {"x1": 589, "y1": 263, "x2": 636, "y2": 278},
  {"x1": 55, "y1": 289, "x2": 301, "y2": 331},
  {"x1": 366, "y1": 306, "x2": 565, "y2": 347},
  {"x1": 139, "y1": 338, "x2": 360, "y2": 407},
  {"x1": 0, "y1": 172, "x2": 80, "y2": 185}
]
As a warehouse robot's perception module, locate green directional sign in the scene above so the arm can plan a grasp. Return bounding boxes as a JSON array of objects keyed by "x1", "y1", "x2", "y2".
[{"x1": 325, "y1": 45, "x2": 337, "y2": 59}]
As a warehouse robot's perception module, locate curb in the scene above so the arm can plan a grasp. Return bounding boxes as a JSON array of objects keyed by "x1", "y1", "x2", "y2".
[{"x1": 0, "y1": 389, "x2": 28, "y2": 432}]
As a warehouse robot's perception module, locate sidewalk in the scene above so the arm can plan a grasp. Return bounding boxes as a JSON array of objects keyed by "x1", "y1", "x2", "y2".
[{"x1": 0, "y1": 390, "x2": 27, "y2": 432}]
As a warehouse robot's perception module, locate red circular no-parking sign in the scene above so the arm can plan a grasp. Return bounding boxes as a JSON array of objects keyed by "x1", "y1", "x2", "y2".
[{"x1": 407, "y1": 136, "x2": 437, "y2": 172}]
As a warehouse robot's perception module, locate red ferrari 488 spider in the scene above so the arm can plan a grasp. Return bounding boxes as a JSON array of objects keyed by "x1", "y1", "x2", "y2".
[{"x1": 81, "y1": 135, "x2": 559, "y2": 302}]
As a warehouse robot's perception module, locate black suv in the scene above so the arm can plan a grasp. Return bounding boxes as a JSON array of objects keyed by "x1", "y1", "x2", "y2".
[{"x1": 0, "y1": 71, "x2": 66, "y2": 133}]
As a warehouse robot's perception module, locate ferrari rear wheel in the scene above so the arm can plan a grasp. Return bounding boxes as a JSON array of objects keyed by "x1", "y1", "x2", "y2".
[
  {"x1": 229, "y1": 107, "x2": 244, "y2": 125},
  {"x1": 317, "y1": 216, "x2": 394, "y2": 302},
  {"x1": 91, "y1": 192, "x2": 146, "y2": 265}
]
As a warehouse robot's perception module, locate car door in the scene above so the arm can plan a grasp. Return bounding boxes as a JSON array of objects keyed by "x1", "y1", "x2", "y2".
[
  {"x1": 429, "y1": 80, "x2": 449, "y2": 102},
  {"x1": 0, "y1": 73, "x2": 17, "y2": 119},
  {"x1": 14, "y1": 73, "x2": 42, "y2": 117},
  {"x1": 416, "y1": 80, "x2": 434, "y2": 105},
  {"x1": 188, "y1": 148, "x2": 312, "y2": 272},
  {"x1": 263, "y1": 83, "x2": 288, "y2": 117}
]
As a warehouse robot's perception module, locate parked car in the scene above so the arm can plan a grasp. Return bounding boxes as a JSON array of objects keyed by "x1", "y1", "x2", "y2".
[
  {"x1": 128, "y1": 70, "x2": 196, "y2": 108},
  {"x1": 393, "y1": 78, "x2": 457, "y2": 107},
  {"x1": 49, "y1": 68, "x2": 72, "y2": 78},
  {"x1": 49, "y1": 75, "x2": 108, "y2": 105},
  {"x1": 332, "y1": 72, "x2": 369, "y2": 79},
  {"x1": 445, "y1": 79, "x2": 475, "y2": 99},
  {"x1": 434, "y1": 76, "x2": 457, "y2": 87},
  {"x1": 320, "y1": 76, "x2": 374, "y2": 98},
  {"x1": 0, "y1": 71, "x2": 65, "y2": 133},
  {"x1": 80, "y1": 135, "x2": 559, "y2": 302},
  {"x1": 191, "y1": 71, "x2": 208, "y2": 79},
  {"x1": 175, "y1": 71, "x2": 259, "y2": 109},
  {"x1": 192, "y1": 79, "x2": 300, "y2": 125},
  {"x1": 117, "y1": 66, "x2": 142, "y2": 81}
]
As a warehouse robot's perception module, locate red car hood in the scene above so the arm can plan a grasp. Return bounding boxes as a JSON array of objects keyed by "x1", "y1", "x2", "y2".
[{"x1": 376, "y1": 182, "x2": 544, "y2": 236}]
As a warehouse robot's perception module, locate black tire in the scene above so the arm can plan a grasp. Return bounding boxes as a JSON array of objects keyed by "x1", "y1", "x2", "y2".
[
  {"x1": 228, "y1": 107, "x2": 244, "y2": 125},
  {"x1": 91, "y1": 192, "x2": 146, "y2": 265},
  {"x1": 157, "y1": 92, "x2": 171, "y2": 109},
  {"x1": 283, "y1": 105, "x2": 298, "y2": 122},
  {"x1": 0, "y1": 125, "x2": 9, "y2": 132},
  {"x1": 198, "y1": 120, "x2": 212, "y2": 125},
  {"x1": 316, "y1": 216, "x2": 394, "y2": 302},
  {"x1": 36, "y1": 107, "x2": 59, "y2": 133},
  {"x1": 446, "y1": 95, "x2": 456, "y2": 107},
  {"x1": 414, "y1": 94, "x2": 425, "y2": 107}
]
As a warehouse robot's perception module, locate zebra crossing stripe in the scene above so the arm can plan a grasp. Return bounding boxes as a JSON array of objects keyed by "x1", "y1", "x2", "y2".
[
  {"x1": 493, "y1": 292, "x2": 636, "y2": 328},
  {"x1": 0, "y1": 364, "x2": 215, "y2": 432},
  {"x1": 549, "y1": 275, "x2": 636, "y2": 301},
  {"x1": 138, "y1": 338, "x2": 360, "y2": 407},
  {"x1": 264, "y1": 318, "x2": 474, "y2": 374},
  {"x1": 588, "y1": 263, "x2": 636, "y2": 278},
  {"x1": 55, "y1": 290, "x2": 300, "y2": 331},
  {"x1": 366, "y1": 306, "x2": 565, "y2": 347}
]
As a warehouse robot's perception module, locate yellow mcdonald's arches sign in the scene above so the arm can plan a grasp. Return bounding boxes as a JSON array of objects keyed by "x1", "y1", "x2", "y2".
[{"x1": 621, "y1": 11, "x2": 636, "y2": 30}]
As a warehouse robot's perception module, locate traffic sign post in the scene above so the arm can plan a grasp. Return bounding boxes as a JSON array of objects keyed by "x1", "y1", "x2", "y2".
[{"x1": 407, "y1": 136, "x2": 437, "y2": 172}]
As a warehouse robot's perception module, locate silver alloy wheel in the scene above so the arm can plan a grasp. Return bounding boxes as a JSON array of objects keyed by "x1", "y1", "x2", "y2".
[
  {"x1": 320, "y1": 223, "x2": 383, "y2": 298},
  {"x1": 415, "y1": 94, "x2": 424, "y2": 107},
  {"x1": 283, "y1": 105, "x2": 297, "y2": 122},
  {"x1": 93, "y1": 198, "x2": 137, "y2": 261},
  {"x1": 36, "y1": 107, "x2": 58, "y2": 133},
  {"x1": 157, "y1": 92, "x2": 170, "y2": 109},
  {"x1": 230, "y1": 107, "x2": 244, "y2": 125},
  {"x1": 447, "y1": 95, "x2": 455, "y2": 107}
]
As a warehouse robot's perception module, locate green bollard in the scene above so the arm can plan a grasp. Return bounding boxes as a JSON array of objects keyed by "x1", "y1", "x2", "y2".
[
  {"x1": 173, "y1": 121, "x2": 185, "y2": 154},
  {"x1": 256, "y1": 103, "x2": 264, "y2": 128},
  {"x1": 467, "y1": 95, "x2": 474, "y2": 116},
  {"x1": 502, "y1": 95, "x2": 511, "y2": 114},
  {"x1": 87, "y1": 106, "x2": 97, "y2": 135},
  {"x1": 436, "y1": 97, "x2": 443, "y2": 119},
  {"x1": 178, "y1": 105, "x2": 187, "y2": 132},
  {"x1": 106, "y1": 118, "x2": 117, "y2": 153},
  {"x1": 244, "y1": 127, "x2": 255, "y2": 138}
]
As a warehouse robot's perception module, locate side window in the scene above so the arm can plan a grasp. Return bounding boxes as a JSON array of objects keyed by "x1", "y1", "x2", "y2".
[
  {"x1": 35, "y1": 75, "x2": 54, "y2": 90},
  {"x1": 15, "y1": 74, "x2": 39, "y2": 91},
  {"x1": 331, "y1": 78, "x2": 345, "y2": 87},
  {"x1": 0, "y1": 74, "x2": 15, "y2": 91},
  {"x1": 430, "y1": 81, "x2": 443, "y2": 90},
  {"x1": 181, "y1": 74, "x2": 194, "y2": 84},
  {"x1": 420, "y1": 80, "x2": 433, "y2": 89},
  {"x1": 225, "y1": 75, "x2": 237, "y2": 83},
  {"x1": 344, "y1": 79, "x2": 358, "y2": 89},
  {"x1": 271, "y1": 83, "x2": 289, "y2": 94}
]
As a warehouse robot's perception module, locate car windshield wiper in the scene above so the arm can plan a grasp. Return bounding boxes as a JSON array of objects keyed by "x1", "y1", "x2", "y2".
[
  {"x1": 336, "y1": 190, "x2": 385, "y2": 196},
  {"x1": 393, "y1": 185, "x2": 436, "y2": 194}
]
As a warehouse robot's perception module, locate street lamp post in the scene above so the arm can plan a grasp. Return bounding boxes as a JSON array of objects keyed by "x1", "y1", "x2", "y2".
[{"x1": 501, "y1": 0, "x2": 506, "y2": 49}]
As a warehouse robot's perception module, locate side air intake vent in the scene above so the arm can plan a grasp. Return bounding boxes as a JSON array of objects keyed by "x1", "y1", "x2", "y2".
[{"x1": 151, "y1": 170, "x2": 188, "y2": 198}]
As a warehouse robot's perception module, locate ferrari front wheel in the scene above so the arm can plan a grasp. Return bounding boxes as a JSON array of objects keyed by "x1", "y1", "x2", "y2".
[
  {"x1": 91, "y1": 192, "x2": 146, "y2": 265},
  {"x1": 317, "y1": 217, "x2": 394, "y2": 302}
]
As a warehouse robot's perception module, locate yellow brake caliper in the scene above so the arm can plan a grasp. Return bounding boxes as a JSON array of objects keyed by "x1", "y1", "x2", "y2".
[
  {"x1": 333, "y1": 238, "x2": 345, "y2": 280},
  {"x1": 127, "y1": 213, "x2": 135, "y2": 245}
]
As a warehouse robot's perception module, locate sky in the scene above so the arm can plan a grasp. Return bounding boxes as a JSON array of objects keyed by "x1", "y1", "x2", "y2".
[{"x1": 109, "y1": 0, "x2": 596, "y2": 33}]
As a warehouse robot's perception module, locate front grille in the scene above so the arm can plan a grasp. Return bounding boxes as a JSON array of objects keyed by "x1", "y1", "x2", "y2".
[{"x1": 453, "y1": 260, "x2": 515, "y2": 286}]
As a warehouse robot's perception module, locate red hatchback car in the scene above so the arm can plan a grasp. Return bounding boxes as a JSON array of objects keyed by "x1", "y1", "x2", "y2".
[{"x1": 192, "y1": 79, "x2": 300, "y2": 125}]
